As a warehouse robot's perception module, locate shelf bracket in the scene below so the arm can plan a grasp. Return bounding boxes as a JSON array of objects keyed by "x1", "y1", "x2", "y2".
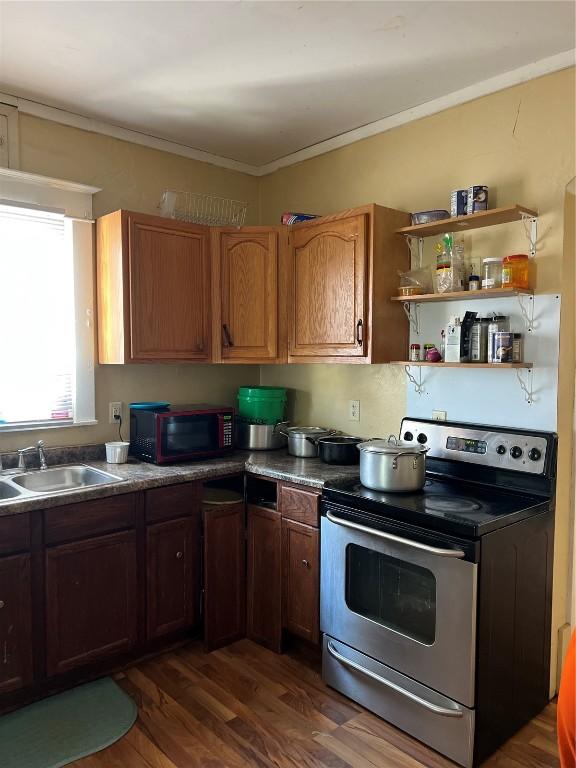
[
  {"x1": 516, "y1": 368, "x2": 534, "y2": 405},
  {"x1": 402, "y1": 302, "x2": 420, "y2": 334},
  {"x1": 520, "y1": 215, "x2": 538, "y2": 258},
  {"x1": 517, "y1": 294, "x2": 536, "y2": 332},
  {"x1": 404, "y1": 365, "x2": 425, "y2": 396}
]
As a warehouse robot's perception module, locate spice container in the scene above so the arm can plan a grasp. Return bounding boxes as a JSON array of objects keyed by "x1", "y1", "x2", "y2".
[
  {"x1": 468, "y1": 274, "x2": 480, "y2": 291},
  {"x1": 467, "y1": 185, "x2": 489, "y2": 214},
  {"x1": 409, "y1": 343, "x2": 421, "y2": 362},
  {"x1": 512, "y1": 333, "x2": 524, "y2": 362},
  {"x1": 469, "y1": 318, "x2": 490, "y2": 363},
  {"x1": 502, "y1": 254, "x2": 529, "y2": 290},
  {"x1": 487, "y1": 315, "x2": 509, "y2": 363},
  {"x1": 482, "y1": 258, "x2": 503, "y2": 289}
]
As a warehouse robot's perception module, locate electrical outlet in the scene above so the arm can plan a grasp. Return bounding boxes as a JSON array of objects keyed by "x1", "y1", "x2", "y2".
[
  {"x1": 348, "y1": 400, "x2": 360, "y2": 422},
  {"x1": 432, "y1": 410, "x2": 447, "y2": 421},
  {"x1": 109, "y1": 401, "x2": 122, "y2": 424}
]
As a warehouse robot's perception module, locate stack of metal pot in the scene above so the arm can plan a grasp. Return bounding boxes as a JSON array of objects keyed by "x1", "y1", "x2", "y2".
[{"x1": 235, "y1": 386, "x2": 289, "y2": 451}]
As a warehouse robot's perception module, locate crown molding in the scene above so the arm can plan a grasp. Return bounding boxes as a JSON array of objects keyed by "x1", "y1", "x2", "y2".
[
  {"x1": 0, "y1": 166, "x2": 101, "y2": 194},
  {"x1": 2, "y1": 49, "x2": 573, "y2": 179}
]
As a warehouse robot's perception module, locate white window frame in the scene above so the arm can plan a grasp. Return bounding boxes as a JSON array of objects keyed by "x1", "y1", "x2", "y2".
[{"x1": 0, "y1": 167, "x2": 101, "y2": 432}]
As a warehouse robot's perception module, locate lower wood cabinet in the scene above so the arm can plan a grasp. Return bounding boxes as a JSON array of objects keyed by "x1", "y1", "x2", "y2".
[
  {"x1": 45, "y1": 530, "x2": 138, "y2": 677},
  {"x1": 282, "y1": 519, "x2": 320, "y2": 644},
  {"x1": 203, "y1": 501, "x2": 246, "y2": 651},
  {"x1": 147, "y1": 516, "x2": 201, "y2": 640},
  {"x1": 246, "y1": 504, "x2": 282, "y2": 652},
  {"x1": 0, "y1": 554, "x2": 33, "y2": 694}
]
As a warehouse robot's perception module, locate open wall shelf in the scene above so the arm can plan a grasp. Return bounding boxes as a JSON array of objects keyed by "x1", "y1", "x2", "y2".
[
  {"x1": 392, "y1": 288, "x2": 533, "y2": 303},
  {"x1": 395, "y1": 204, "x2": 538, "y2": 238},
  {"x1": 390, "y1": 361, "x2": 532, "y2": 369}
]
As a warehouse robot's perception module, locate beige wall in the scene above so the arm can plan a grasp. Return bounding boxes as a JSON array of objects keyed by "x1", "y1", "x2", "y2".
[
  {"x1": 259, "y1": 67, "x2": 576, "y2": 689},
  {"x1": 0, "y1": 115, "x2": 260, "y2": 454},
  {"x1": 2, "y1": 69, "x2": 574, "y2": 686}
]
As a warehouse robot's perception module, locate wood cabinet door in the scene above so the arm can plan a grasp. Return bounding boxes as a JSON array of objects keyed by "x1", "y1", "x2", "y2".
[
  {"x1": 128, "y1": 214, "x2": 211, "y2": 361},
  {"x1": 147, "y1": 516, "x2": 200, "y2": 640},
  {"x1": 213, "y1": 228, "x2": 282, "y2": 362},
  {"x1": 45, "y1": 531, "x2": 138, "y2": 677},
  {"x1": 246, "y1": 504, "x2": 282, "y2": 652},
  {"x1": 203, "y1": 502, "x2": 245, "y2": 651},
  {"x1": 0, "y1": 554, "x2": 33, "y2": 694},
  {"x1": 282, "y1": 520, "x2": 319, "y2": 644},
  {"x1": 290, "y1": 214, "x2": 367, "y2": 358}
]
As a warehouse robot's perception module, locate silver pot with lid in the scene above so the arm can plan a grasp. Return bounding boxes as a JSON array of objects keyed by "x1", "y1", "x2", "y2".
[
  {"x1": 277, "y1": 426, "x2": 338, "y2": 458},
  {"x1": 357, "y1": 435, "x2": 429, "y2": 492}
]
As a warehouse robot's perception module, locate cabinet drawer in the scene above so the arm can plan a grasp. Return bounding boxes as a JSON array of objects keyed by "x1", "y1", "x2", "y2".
[
  {"x1": 0, "y1": 514, "x2": 31, "y2": 556},
  {"x1": 145, "y1": 482, "x2": 201, "y2": 523},
  {"x1": 279, "y1": 484, "x2": 319, "y2": 527},
  {"x1": 44, "y1": 494, "x2": 137, "y2": 545}
]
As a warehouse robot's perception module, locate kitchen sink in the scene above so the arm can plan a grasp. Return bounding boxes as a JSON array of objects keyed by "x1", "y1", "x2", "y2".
[
  {"x1": 9, "y1": 465, "x2": 123, "y2": 494},
  {"x1": 0, "y1": 482, "x2": 23, "y2": 500}
]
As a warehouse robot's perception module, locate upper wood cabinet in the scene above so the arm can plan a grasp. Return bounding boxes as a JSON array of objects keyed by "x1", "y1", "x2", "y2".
[
  {"x1": 211, "y1": 227, "x2": 288, "y2": 363},
  {"x1": 97, "y1": 210, "x2": 211, "y2": 363},
  {"x1": 288, "y1": 205, "x2": 411, "y2": 363}
]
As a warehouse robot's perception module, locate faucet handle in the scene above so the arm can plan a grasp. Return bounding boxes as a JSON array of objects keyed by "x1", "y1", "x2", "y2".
[{"x1": 17, "y1": 446, "x2": 36, "y2": 470}]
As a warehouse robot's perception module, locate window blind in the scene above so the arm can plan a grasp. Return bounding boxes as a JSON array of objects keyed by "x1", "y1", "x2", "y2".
[{"x1": 0, "y1": 203, "x2": 75, "y2": 426}]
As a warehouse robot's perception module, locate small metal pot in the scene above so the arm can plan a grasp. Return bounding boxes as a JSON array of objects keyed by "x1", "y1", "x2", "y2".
[
  {"x1": 277, "y1": 426, "x2": 337, "y2": 458},
  {"x1": 235, "y1": 421, "x2": 288, "y2": 451},
  {"x1": 315, "y1": 436, "x2": 362, "y2": 465},
  {"x1": 357, "y1": 435, "x2": 428, "y2": 492}
]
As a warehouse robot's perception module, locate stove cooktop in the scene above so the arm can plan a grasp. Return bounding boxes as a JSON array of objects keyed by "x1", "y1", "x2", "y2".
[{"x1": 322, "y1": 477, "x2": 550, "y2": 537}]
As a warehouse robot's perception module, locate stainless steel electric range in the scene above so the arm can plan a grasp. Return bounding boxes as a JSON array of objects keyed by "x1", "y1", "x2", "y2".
[{"x1": 320, "y1": 417, "x2": 557, "y2": 768}]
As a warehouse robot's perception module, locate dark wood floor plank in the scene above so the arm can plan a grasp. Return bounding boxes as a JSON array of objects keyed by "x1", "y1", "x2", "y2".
[{"x1": 65, "y1": 639, "x2": 558, "y2": 768}]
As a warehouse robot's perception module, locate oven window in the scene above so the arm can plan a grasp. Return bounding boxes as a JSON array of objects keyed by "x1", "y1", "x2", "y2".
[
  {"x1": 161, "y1": 415, "x2": 218, "y2": 456},
  {"x1": 345, "y1": 544, "x2": 436, "y2": 645}
]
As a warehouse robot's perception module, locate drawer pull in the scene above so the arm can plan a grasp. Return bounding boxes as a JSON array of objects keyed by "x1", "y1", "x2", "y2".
[
  {"x1": 176, "y1": 551, "x2": 184, "y2": 559},
  {"x1": 0, "y1": 600, "x2": 4, "y2": 609},
  {"x1": 302, "y1": 559, "x2": 310, "y2": 568}
]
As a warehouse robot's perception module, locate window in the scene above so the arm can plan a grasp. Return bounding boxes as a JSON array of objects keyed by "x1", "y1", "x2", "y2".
[{"x1": 0, "y1": 167, "x2": 98, "y2": 431}]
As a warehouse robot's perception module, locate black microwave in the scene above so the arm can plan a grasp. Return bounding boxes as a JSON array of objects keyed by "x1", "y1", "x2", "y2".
[{"x1": 129, "y1": 404, "x2": 234, "y2": 464}]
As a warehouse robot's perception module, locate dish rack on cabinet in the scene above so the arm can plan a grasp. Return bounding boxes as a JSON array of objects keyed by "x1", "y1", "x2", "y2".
[{"x1": 158, "y1": 190, "x2": 248, "y2": 227}]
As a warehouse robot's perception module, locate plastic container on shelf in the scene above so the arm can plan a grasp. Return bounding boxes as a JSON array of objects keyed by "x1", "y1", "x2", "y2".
[
  {"x1": 237, "y1": 386, "x2": 287, "y2": 425},
  {"x1": 482, "y1": 258, "x2": 503, "y2": 289},
  {"x1": 502, "y1": 254, "x2": 530, "y2": 290}
]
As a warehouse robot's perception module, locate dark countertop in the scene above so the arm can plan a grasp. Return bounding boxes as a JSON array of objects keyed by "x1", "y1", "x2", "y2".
[{"x1": 0, "y1": 449, "x2": 360, "y2": 517}]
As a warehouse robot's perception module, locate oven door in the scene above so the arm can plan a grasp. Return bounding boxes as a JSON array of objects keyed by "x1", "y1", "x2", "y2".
[{"x1": 321, "y1": 507, "x2": 477, "y2": 707}]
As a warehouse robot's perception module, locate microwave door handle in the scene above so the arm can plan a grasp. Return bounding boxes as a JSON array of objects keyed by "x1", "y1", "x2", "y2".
[
  {"x1": 325, "y1": 511, "x2": 465, "y2": 559},
  {"x1": 326, "y1": 641, "x2": 464, "y2": 719}
]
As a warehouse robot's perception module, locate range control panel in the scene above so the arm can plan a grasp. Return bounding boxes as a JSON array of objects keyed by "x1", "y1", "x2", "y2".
[{"x1": 401, "y1": 418, "x2": 550, "y2": 474}]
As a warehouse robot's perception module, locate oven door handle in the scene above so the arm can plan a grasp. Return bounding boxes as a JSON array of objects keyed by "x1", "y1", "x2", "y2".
[
  {"x1": 326, "y1": 641, "x2": 464, "y2": 718},
  {"x1": 325, "y1": 511, "x2": 466, "y2": 558}
]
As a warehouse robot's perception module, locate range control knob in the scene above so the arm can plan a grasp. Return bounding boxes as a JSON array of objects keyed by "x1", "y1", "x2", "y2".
[
  {"x1": 403, "y1": 431, "x2": 414, "y2": 442},
  {"x1": 510, "y1": 446, "x2": 523, "y2": 459},
  {"x1": 417, "y1": 433, "x2": 428, "y2": 444},
  {"x1": 496, "y1": 445, "x2": 506, "y2": 455},
  {"x1": 528, "y1": 447, "x2": 542, "y2": 462}
]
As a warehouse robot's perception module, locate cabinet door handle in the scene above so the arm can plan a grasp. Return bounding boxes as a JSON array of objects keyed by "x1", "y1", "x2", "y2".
[
  {"x1": 222, "y1": 324, "x2": 234, "y2": 347},
  {"x1": 302, "y1": 559, "x2": 310, "y2": 568},
  {"x1": 356, "y1": 319, "x2": 363, "y2": 345},
  {"x1": 176, "y1": 551, "x2": 183, "y2": 559},
  {"x1": 0, "y1": 600, "x2": 4, "y2": 609}
]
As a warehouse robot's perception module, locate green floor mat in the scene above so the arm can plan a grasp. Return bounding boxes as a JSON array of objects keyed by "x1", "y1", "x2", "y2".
[{"x1": 0, "y1": 677, "x2": 137, "y2": 768}]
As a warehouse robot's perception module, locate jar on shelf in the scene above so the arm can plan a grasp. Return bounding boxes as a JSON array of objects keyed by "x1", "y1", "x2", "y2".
[
  {"x1": 409, "y1": 343, "x2": 421, "y2": 362},
  {"x1": 502, "y1": 254, "x2": 529, "y2": 289},
  {"x1": 482, "y1": 258, "x2": 503, "y2": 289}
]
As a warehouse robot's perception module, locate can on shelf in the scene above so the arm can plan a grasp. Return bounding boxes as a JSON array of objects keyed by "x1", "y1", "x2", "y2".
[
  {"x1": 467, "y1": 185, "x2": 489, "y2": 214},
  {"x1": 450, "y1": 190, "x2": 468, "y2": 217},
  {"x1": 512, "y1": 333, "x2": 524, "y2": 363},
  {"x1": 493, "y1": 331, "x2": 513, "y2": 363}
]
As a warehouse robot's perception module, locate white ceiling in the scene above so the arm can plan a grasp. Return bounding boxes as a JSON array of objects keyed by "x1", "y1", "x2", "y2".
[{"x1": 0, "y1": 1, "x2": 574, "y2": 168}]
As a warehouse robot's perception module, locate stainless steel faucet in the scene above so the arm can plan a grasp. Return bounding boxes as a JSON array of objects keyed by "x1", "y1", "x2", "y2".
[{"x1": 18, "y1": 440, "x2": 48, "y2": 471}]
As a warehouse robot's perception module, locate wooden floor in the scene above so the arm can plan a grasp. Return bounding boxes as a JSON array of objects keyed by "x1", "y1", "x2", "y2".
[{"x1": 71, "y1": 639, "x2": 559, "y2": 768}]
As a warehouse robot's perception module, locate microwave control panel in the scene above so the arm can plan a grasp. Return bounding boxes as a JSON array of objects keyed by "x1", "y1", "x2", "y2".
[{"x1": 221, "y1": 414, "x2": 233, "y2": 447}]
